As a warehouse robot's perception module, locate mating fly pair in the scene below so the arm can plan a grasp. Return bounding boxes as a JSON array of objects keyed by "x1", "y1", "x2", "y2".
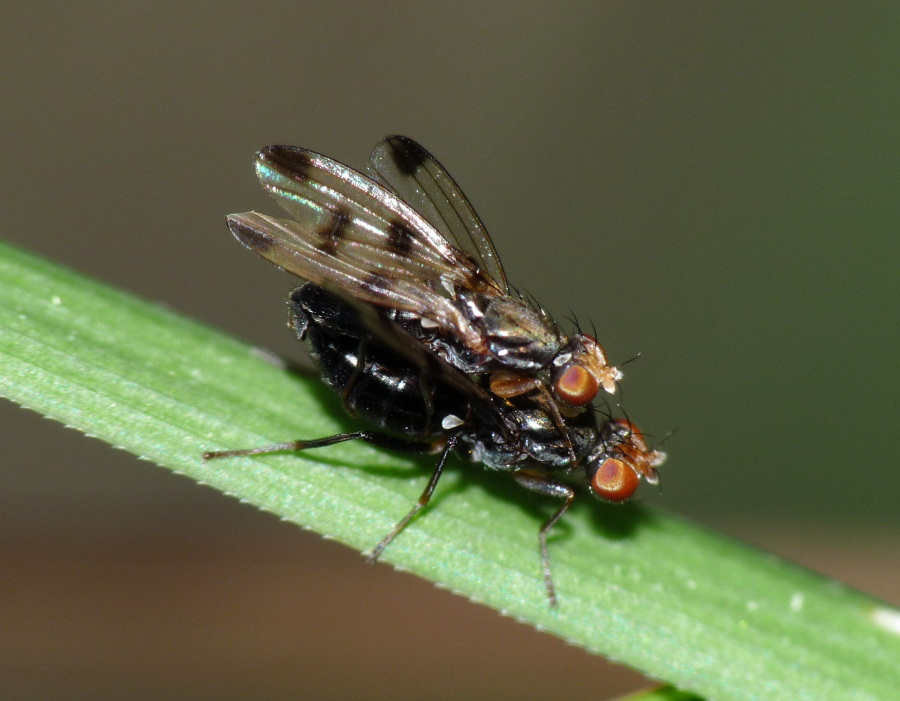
[{"x1": 205, "y1": 136, "x2": 665, "y2": 605}]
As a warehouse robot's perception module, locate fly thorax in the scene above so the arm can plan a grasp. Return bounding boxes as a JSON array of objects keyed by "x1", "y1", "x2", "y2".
[{"x1": 480, "y1": 297, "x2": 562, "y2": 371}]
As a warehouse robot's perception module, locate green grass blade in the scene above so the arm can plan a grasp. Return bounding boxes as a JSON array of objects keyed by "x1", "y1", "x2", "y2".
[
  {"x1": 612, "y1": 686, "x2": 704, "y2": 701},
  {"x1": 1, "y1": 239, "x2": 898, "y2": 701}
]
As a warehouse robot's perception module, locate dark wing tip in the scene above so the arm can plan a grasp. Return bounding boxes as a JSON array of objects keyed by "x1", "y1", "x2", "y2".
[
  {"x1": 226, "y1": 214, "x2": 275, "y2": 254},
  {"x1": 380, "y1": 135, "x2": 430, "y2": 177},
  {"x1": 256, "y1": 145, "x2": 314, "y2": 181}
]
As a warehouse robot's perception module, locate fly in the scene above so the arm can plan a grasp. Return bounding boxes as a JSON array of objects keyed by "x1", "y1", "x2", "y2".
[{"x1": 205, "y1": 138, "x2": 665, "y2": 605}]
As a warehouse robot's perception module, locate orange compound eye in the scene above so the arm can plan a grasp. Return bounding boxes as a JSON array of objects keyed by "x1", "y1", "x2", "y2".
[
  {"x1": 590, "y1": 458, "x2": 640, "y2": 502},
  {"x1": 554, "y1": 364, "x2": 600, "y2": 406}
]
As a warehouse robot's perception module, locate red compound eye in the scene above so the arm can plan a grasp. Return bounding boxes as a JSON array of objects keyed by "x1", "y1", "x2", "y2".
[
  {"x1": 590, "y1": 458, "x2": 640, "y2": 502},
  {"x1": 555, "y1": 364, "x2": 600, "y2": 406}
]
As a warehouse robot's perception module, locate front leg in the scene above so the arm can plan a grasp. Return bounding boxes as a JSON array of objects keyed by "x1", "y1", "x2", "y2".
[{"x1": 490, "y1": 371, "x2": 578, "y2": 463}]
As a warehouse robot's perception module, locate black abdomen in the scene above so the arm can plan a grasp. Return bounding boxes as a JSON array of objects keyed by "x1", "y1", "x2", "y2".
[{"x1": 291, "y1": 283, "x2": 473, "y2": 439}]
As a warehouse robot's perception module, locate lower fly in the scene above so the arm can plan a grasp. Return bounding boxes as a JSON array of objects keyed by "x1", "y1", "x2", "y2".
[{"x1": 205, "y1": 283, "x2": 664, "y2": 606}]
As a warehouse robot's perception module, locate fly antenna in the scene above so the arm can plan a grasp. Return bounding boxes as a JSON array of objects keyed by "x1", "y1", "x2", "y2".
[{"x1": 619, "y1": 351, "x2": 642, "y2": 367}]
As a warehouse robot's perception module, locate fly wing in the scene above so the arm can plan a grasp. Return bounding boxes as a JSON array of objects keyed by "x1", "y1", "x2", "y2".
[
  {"x1": 229, "y1": 145, "x2": 504, "y2": 349},
  {"x1": 368, "y1": 136, "x2": 508, "y2": 291}
]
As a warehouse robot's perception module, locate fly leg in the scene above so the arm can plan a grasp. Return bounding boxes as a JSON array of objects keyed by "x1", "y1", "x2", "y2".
[
  {"x1": 339, "y1": 334, "x2": 369, "y2": 416},
  {"x1": 417, "y1": 372, "x2": 437, "y2": 436},
  {"x1": 203, "y1": 431, "x2": 437, "y2": 460},
  {"x1": 512, "y1": 469, "x2": 576, "y2": 607},
  {"x1": 205, "y1": 433, "x2": 461, "y2": 566},
  {"x1": 366, "y1": 434, "x2": 460, "y2": 562},
  {"x1": 490, "y1": 372, "x2": 578, "y2": 464}
]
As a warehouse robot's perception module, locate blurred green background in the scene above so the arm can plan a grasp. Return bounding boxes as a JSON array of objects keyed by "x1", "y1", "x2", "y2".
[{"x1": 1, "y1": 3, "x2": 896, "y2": 700}]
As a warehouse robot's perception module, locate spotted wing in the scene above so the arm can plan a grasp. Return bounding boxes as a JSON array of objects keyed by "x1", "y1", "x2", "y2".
[
  {"x1": 229, "y1": 145, "x2": 504, "y2": 349},
  {"x1": 368, "y1": 136, "x2": 508, "y2": 290}
]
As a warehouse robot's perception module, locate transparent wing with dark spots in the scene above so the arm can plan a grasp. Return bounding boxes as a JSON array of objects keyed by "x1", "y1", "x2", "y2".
[
  {"x1": 231, "y1": 145, "x2": 503, "y2": 346},
  {"x1": 228, "y1": 212, "x2": 478, "y2": 350},
  {"x1": 368, "y1": 136, "x2": 508, "y2": 290}
]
